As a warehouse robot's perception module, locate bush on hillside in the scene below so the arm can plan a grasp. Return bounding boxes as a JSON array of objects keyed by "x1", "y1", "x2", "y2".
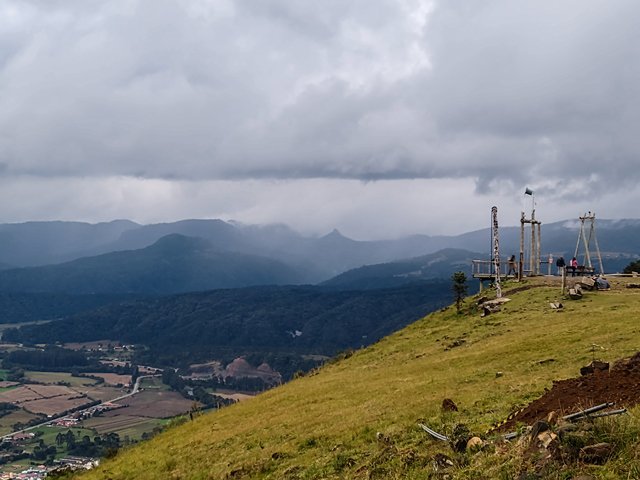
[{"x1": 623, "y1": 260, "x2": 640, "y2": 274}]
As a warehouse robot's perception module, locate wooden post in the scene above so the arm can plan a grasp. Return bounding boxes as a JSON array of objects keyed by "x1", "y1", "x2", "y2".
[
  {"x1": 491, "y1": 206, "x2": 502, "y2": 299},
  {"x1": 561, "y1": 266, "x2": 566, "y2": 295},
  {"x1": 519, "y1": 212, "x2": 525, "y2": 281},
  {"x1": 537, "y1": 222, "x2": 542, "y2": 275},
  {"x1": 530, "y1": 210, "x2": 535, "y2": 275}
]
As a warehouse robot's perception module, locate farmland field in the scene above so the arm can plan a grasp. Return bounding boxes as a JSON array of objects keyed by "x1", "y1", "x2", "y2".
[
  {"x1": 81, "y1": 385, "x2": 126, "y2": 402},
  {"x1": 25, "y1": 371, "x2": 98, "y2": 388},
  {"x1": 83, "y1": 416, "x2": 166, "y2": 440},
  {"x1": 22, "y1": 395, "x2": 93, "y2": 416},
  {"x1": 111, "y1": 390, "x2": 194, "y2": 418},
  {"x1": 84, "y1": 373, "x2": 131, "y2": 386},
  {"x1": 0, "y1": 385, "x2": 43, "y2": 403},
  {"x1": 0, "y1": 409, "x2": 41, "y2": 435},
  {"x1": 27, "y1": 384, "x2": 80, "y2": 397},
  {"x1": 139, "y1": 376, "x2": 168, "y2": 390}
]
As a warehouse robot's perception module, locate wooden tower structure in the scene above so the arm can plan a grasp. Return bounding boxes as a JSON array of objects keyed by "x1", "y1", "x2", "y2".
[
  {"x1": 574, "y1": 212, "x2": 604, "y2": 274},
  {"x1": 519, "y1": 188, "x2": 542, "y2": 279},
  {"x1": 491, "y1": 206, "x2": 502, "y2": 298}
]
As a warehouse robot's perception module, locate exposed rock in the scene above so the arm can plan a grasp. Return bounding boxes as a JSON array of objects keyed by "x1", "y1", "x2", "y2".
[
  {"x1": 480, "y1": 297, "x2": 511, "y2": 316},
  {"x1": 546, "y1": 411, "x2": 558, "y2": 425},
  {"x1": 432, "y1": 452, "x2": 454, "y2": 470},
  {"x1": 444, "y1": 338, "x2": 466, "y2": 350},
  {"x1": 536, "y1": 431, "x2": 558, "y2": 449},
  {"x1": 568, "y1": 287, "x2": 583, "y2": 300},
  {"x1": 466, "y1": 436, "x2": 483, "y2": 451},
  {"x1": 579, "y1": 442, "x2": 613, "y2": 464},
  {"x1": 578, "y1": 276, "x2": 596, "y2": 290},
  {"x1": 441, "y1": 398, "x2": 458, "y2": 412},
  {"x1": 580, "y1": 360, "x2": 609, "y2": 376},
  {"x1": 529, "y1": 420, "x2": 550, "y2": 440}
]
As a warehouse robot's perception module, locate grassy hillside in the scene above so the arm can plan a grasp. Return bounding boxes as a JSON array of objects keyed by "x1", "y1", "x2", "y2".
[{"x1": 77, "y1": 276, "x2": 640, "y2": 479}]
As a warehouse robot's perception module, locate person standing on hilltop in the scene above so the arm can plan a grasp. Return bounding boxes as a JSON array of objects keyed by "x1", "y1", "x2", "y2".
[
  {"x1": 556, "y1": 256, "x2": 566, "y2": 275},
  {"x1": 570, "y1": 257, "x2": 578, "y2": 277},
  {"x1": 507, "y1": 255, "x2": 517, "y2": 276}
]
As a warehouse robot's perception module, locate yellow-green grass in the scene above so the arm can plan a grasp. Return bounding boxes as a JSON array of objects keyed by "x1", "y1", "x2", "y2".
[{"x1": 78, "y1": 277, "x2": 640, "y2": 479}]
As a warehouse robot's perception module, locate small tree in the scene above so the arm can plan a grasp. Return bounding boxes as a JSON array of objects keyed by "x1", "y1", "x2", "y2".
[
  {"x1": 623, "y1": 259, "x2": 640, "y2": 274},
  {"x1": 451, "y1": 271, "x2": 468, "y2": 314}
]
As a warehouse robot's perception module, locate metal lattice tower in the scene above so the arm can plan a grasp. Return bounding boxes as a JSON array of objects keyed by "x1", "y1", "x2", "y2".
[{"x1": 574, "y1": 212, "x2": 604, "y2": 274}]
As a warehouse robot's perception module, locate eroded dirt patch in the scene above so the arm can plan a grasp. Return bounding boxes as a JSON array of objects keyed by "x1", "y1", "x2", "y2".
[{"x1": 498, "y1": 352, "x2": 640, "y2": 431}]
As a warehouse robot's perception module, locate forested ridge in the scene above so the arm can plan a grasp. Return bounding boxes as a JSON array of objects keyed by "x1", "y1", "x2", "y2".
[{"x1": 4, "y1": 282, "x2": 451, "y2": 367}]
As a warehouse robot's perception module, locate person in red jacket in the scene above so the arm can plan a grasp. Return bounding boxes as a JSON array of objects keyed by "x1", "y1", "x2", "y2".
[{"x1": 569, "y1": 257, "x2": 578, "y2": 277}]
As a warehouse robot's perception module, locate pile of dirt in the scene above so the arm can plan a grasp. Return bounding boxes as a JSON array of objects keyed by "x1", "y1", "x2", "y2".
[{"x1": 497, "y1": 353, "x2": 640, "y2": 432}]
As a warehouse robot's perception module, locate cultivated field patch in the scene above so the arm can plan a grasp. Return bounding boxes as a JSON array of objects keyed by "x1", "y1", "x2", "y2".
[
  {"x1": 83, "y1": 415, "x2": 164, "y2": 439},
  {"x1": 84, "y1": 373, "x2": 131, "y2": 386},
  {"x1": 21, "y1": 396, "x2": 93, "y2": 416},
  {"x1": 139, "y1": 376, "x2": 169, "y2": 390},
  {"x1": 81, "y1": 385, "x2": 126, "y2": 402},
  {"x1": 0, "y1": 410, "x2": 42, "y2": 435},
  {"x1": 25, "y1": 371, "x2": 98, "y2": 388},
  {"x1": 26, "y1": 384, "x2": 79, "y2": 397},
  {"x1": 0, "y1": 386, "x2": 42, "y2": 403},
  {"x1": 111, "y1": 390, "x2": 193, "y2": 418}
]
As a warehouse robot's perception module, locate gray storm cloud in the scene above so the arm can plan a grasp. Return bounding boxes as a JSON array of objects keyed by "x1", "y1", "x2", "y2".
[{"x1": 0, "y1": 0, "x2": 639, "y2": 228}]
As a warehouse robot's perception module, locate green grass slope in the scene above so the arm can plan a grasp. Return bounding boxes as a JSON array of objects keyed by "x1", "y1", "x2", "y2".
[{"x1": 78, "y1": 277, "x2": 640, "y2": 479}]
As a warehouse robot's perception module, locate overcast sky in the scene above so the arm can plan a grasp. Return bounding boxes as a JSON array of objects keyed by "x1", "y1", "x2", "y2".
[{"x1": 1, "y1": 0, "x2": 638, "y2": 239}]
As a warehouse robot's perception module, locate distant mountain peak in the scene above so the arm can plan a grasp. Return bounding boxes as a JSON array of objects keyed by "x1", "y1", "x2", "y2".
[{"x1": 321, "y1": 229, "x2": 349, "y2": 240}]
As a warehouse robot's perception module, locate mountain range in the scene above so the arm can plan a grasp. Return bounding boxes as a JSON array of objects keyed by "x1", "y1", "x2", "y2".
[
  {"x1": 0, "y1": 217, "x2": 638, "y2": 292},
  {"x1": 0, "y1": 234, "x2": 309, "y2": 294}
]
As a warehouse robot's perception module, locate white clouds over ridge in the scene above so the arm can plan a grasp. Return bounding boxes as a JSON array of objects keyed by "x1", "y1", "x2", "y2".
[{"x1": 0, "y1": 1, "x2": 639, "y2": 235}]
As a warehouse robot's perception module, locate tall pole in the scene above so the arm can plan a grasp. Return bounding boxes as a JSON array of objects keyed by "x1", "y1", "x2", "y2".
[
  {"x1": 530, "y1": 208, "x2": 535, "y2": 275},
  {"x1": 492, "y1": 206, "x2": 502, "y2": 298},
  {"x1": 519, "y1": 211, "x2": 525, "y2": 281},
  {"x1": 537, "y1": 222, "x2": 542, "y2": 275},
  {"x1": 592, "y1": 216, "x2": 604, "y2": 274}
]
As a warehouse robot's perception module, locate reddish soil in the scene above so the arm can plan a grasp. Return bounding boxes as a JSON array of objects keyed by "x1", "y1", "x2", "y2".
[{"x1": 498, "y1": 352, "x2": 640, "y2": 431}]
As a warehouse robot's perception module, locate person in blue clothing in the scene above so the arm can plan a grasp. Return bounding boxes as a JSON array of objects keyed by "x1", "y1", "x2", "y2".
[
  {"x1": 555, "y1": 256, "x2": 566, "y2": 275},
  {"x1": 507, "y1": 255, "x2": 517, "y2": 276}
]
